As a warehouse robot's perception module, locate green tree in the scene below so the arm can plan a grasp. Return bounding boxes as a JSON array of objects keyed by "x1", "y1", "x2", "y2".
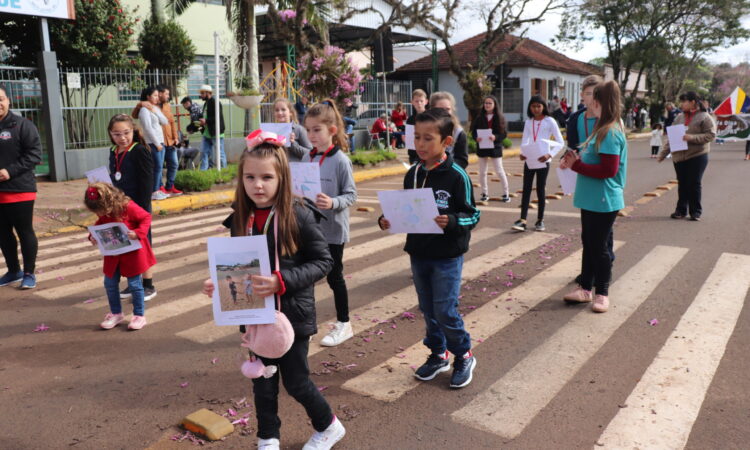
[{"x1": 138, "y1": 18, "x2": 196, "y2": 73}]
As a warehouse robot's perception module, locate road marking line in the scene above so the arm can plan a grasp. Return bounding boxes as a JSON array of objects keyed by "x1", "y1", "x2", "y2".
[
  {"x1": 354, "y1": 196, "x2": 580, "y2": 218},
  {"x1": 124, "y1": 293, "x2": 210, "y2": 324},
  {"x1": 595, "y1": 252, "x2": 750, "y2": 450},
  {"x1": 176, "y1": 227, "x2": 504, "y2": 344},
  {"x1": 451, "y1": 245, "x2": 686, "y2": 438}
]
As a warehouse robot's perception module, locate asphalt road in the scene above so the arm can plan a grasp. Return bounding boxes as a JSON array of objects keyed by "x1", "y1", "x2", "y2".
[{"x1": 1, "y1": 139, "x2": 749, "y2": 450}]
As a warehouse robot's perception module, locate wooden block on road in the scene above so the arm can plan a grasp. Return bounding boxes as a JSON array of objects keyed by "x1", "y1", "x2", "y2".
[
  {"x1": 531, "y1": 199, "x2": 549, "y2": 204},
  {"x1": 357, "y1": 206, "x2": 375, "y2": 212},
  {"x1": 182, "y1": 409, "x2": 234, "y2": 441},
  {"x1": 509, "y1": 193, "x2": 518, "y2": 198},
  {"x1": 490, "y1": 177, "x2": 501, "y2": 182},
  {"x1": 512, "y1": 173, "x2": 524, "y2": 177},
  {"x1": 635, "y1": 197, "x2": 653, "y2": 205},
  {"x1": 644, "y1": 191, "x2": 661, "y2": 197},
  {"x1": 555, "y1": 191, "x2": 565, "y2": 196},
  {"x1": 472, "y1": 182, "x2": 480, "y2": 188},
  {"x1": 669, "y1": 179, "x2": 679, "y2": 184},
  {"x1": 516, "y1": 189, "x2": 524, "y2": 194},
  {"x1": 618, "y1": 206, "x2": 634, "y2": 217},
  {"x1": 520, "y1": 203, "x2": 538, "y2": 209},
  {"x1": 469, "y1": 171, "x2": 479, "y2": 175},
  {"x1": 656, "y1": 184, "x2": 673, "y2": 190},
  {"x1": 477, "y1": 200, "x2": 489, "y2": 206},
  {"x1": 546, "y1": 194, "x2": 562, "y2": 200}
]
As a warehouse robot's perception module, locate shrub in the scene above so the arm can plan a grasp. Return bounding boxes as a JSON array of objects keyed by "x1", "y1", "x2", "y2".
[
  {"x1": 174, "y1": 170, "x2": 215, "y2": 192},
  {"x1": 349, "y1": 150, "x2": 397, "y2": 166},
  {"x1": 467, "y1": 133, "x2": 514, "y2": 153}
]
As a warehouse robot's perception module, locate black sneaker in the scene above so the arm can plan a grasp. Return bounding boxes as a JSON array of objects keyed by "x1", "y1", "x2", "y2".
[
  {"x1": 574, "y1": 273, "x2": 583, "y2": 285},
  {"x1": 144, "y1": 287, "x2": 157, "y2": 302},
  {"x1": 479, "y1": 194, "x2": 489, "y2": 202},
  {"x1": 120, "y1": 286, "x2": 132, "y2": 299},
  {"x1": 450, "y1": 351, "x2": 476, "y2": 388},
  {"x1": 500, "y1": 195, "x2": 511, "y2": 203},
  {"x1": 670, "y1": 212, "x2": 686, "y2": 219},
  {"x1": 511, "y1": 220, "x2": 526, "y2": 232},
  {"x1": 689, "y1": 215, "x2": 701, "y2": 221},
  {"x1": 534, "y1": 220, "x2": 546, "y2": 232},
  {"x1": 414, "y1": 351, "x2": 451, "y2": 381}
]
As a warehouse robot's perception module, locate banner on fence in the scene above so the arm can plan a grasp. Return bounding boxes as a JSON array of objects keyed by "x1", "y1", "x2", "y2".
[
  {"x1": 715, "y1": 87, "x2": 750, "y2": 140},
  {"x1": 0, "y1": 0, "x2": 75, "y2": 20}
]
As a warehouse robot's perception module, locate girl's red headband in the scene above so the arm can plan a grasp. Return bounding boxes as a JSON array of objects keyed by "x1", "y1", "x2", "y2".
[
  {"x1": 86, "y1": 186, "x2": 100, "y2": 200},
  {"x1": 245, "y1": 129, "x2": 287, "y2": 149}
]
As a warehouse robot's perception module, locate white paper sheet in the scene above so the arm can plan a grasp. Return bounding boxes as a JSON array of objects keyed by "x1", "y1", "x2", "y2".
[
  {"x1": 260, "y1": 122, "x2": 293, "y2": 147},
  {"x1": 405, "y1": 124, "x2": 415, "y2": 150},
  {"x1": 521, "y1": 142, "x2": 549, "y2": 169},
  {"x1": 87, "y1": 222, "x2": 142, "y2": 256},
  {"x1": 377, "y1": 188, "x2": 444, "y2": 234},
  {"x1": 208, "y1": 236, "x2": 276, "y2": 326},
  {"x1": 289, "y1": 162, "x2": 322, "y2": 201},
  {"x1": 477, "y1": 129, "x2": 494, "y2": 149},
  {"x1": 556, "y1": 167, "x2": 577, "y2": 195},
  {"x1": 85, "y1": 166, "x2": 113, "y2": 185},
  {"x1": 666, "y1": 124, "x2": 688, "y2": 152},
  {"x1": 541, "y1": 138, "x2": 564, "y2": 157}
]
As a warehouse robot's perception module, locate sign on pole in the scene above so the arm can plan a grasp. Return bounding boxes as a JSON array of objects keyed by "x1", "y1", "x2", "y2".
[{"x1": 0, "y1": 0, "x2": 76, "y2": 20}]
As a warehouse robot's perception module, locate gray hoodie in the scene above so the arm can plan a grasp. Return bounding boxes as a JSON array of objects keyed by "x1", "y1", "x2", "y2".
[
  {"x1": 302, "y1": 146, "x2": 357, "y2": 244},
  {"x1": 138, "y1": 105, "x2": 168, "y2": 146}
]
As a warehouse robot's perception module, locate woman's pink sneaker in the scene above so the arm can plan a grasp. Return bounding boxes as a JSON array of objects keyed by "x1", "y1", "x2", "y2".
[
  {"x1": 563, "y1": 287, "x2": 593, "y2": 303},
  {"x1": 100, "y1": 313, "x2": 124, "y2": 330},
  {"x1": 592, "y1": 295, "x2": 609, "y2": 313},
  {"x1": 128, "y1": 315, "x2": 147, "y2": 330}
]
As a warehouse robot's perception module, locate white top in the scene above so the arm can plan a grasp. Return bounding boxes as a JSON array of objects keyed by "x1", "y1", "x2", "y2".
[
  {"x1": 138, "y1": 106, "x2": 168, "y2": 146},
  {"x1": 650, "y1": 129, "x2": 662, "y2": 146},
  {"x1": 521, "y1": 116, "x2": 565, "y2": 156}
]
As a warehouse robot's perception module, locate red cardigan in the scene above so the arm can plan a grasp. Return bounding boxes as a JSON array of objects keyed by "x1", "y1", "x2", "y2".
[
  {"x1": 93, "y1": 201, "x2": 156, "y2": 278},
  {"x1": 391, "y1": 109, "x2": 407, "y2": 127}
]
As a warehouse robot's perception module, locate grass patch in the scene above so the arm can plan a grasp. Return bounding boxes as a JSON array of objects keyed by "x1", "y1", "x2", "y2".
[
  {"x1": 349, "y1": 149, "x2": 398, "y2": 166},
  {"x1": 174, "y1": 164, "x2": 238, "y2": 192}
]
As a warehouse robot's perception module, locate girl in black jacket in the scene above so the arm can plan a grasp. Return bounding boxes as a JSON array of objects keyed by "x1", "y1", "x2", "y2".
[
  {"x1": 470, "y1": 95, "x2": 510, "y2": 203},
  {"x1": 202, "y1": 131, "x2": 344, "y2": 449}
]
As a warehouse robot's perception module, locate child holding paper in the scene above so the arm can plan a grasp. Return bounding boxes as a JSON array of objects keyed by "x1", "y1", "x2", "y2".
[
  {"x1": 84, "y1": 182, "x2": 156, "y2": 331},
  {"x1": 302, "y1": 100, "x2": 358, "y2": 347},
  {"x1": 406, "y1": 89, "x2": 428, "y2": 164},
  {"x1": 273, "y1": 97, "x2": 312, "y2": 162},
  {"x1": 203, "y1": 131, "x2": 343, "y2": 449},
  {"x1": 378, "y1": 108, "x2": 480, "y2": 389},
  {"x1": 512, "y1": 95, "x2": 564, "y2": 232},
  {"x1": 471, "y1": 95, "x2": 510, "y2": 203}
]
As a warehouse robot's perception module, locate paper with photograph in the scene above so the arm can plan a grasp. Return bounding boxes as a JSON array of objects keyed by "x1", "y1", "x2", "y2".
[
  {"x1": 87, "y1": 222, "x2": 142, "y2": 256},
  {"x1": 208, "y1": 236, "x2": 276, "y2": 326},
  {"x1": 290, "y1": 162, "x2": 322, "y2": 201},
  {"x1": 378, "y1": 188, "x2": 444, "y2": 234},
  {"x1": 260, "y1": 123, "x2": 293, "y2": 146},
  {"x1": 477, "y1": 129, "x2": 494, "y2": 149},
  {"x1": 85, "y1": 166, "x2": 113, "y2": 185}
]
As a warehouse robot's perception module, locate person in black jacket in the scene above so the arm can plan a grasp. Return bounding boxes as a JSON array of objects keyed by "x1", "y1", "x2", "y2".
[
  {"x1": 0, "y1": 85, "x2": 42, "y2": 289},
  {"x1": 471, "y1": 95, "x2": 510, "y2": 203},
  {"x1": 429, "y1": 91, "x2": 469, "y2": 168},
  {"x1": 378, "y1": 108, "x2": 480, "y2": 389},
  {"x1": 405, "y1": 89, "x2": 428, "y2": 164},
  {"x1": 204, "y1": 133, "x2": 345, "y2": 449},
  {"x1": 198, "y1": 85, "x2": 226, "y2": 170}
]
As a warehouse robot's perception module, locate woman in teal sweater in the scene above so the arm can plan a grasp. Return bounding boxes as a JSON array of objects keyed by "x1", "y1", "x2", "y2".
[{"x1": 560, "y1": 81, "x2": 627, "y2": 313}]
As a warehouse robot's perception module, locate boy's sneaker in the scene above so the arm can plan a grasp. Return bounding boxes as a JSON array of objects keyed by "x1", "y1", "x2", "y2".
[
  {"x1": 511, "y1": 219, "x2": 526, "y2": 232},
  {"x1": 167, "y1": 186, "x2": 183, "y2": 196},
  {"x1": 320, "y1": 321, "x2": 353, "y2": 347},
  {"x1": 414, "y1": 350, "x2": 451, "y2": 380},
  {"x1": 480, "y1": 193, "x2": 489, "y2": 202},
  {"x1": 159, "y1": 186, "x2": 169, "y2": 195},
  {"x1": 143, "y1": 287, "x2": 157, "y2": 302},
  {"x1": 151, "y1": 190, "x2": 169, "y2": 201},
  {"x1": 563, "y1": 287, "x2": 593, "y2": 303},
  {"x1": 534, "y1": 220, "x2": 546, "y2": 232},
  {"x1": 20, "y1": 273, "x2": 36, "y2": 289},
  {"x1": 0, "y1": 270, "x2": 23, "y2": 286},
  {"x1": 302, "y1": 416, "x2": 345, "y2": 450},
  {"x1": 120, "y1": 286, "x2": 132, "y2": 299},
  {"x1": 450, "y1": 350, "x2": 477, "y2": 389},
  {"x1": 128, "y1": 315, "x2": 147, "y2": 330},
  {"x1": 258, "y1": 438, "x2": 280, "y2": 450},
  {"x1": 100, "y1": 313, "x2": 125, "y2": 330},
  {"x1": 501, "y1": 195, "x2": 511, "y2": 203},
  {"x1": 592, "y1": 295, "x2": 609, "y2": 313}
]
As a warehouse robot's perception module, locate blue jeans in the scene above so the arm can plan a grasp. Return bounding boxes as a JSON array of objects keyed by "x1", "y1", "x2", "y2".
[
  {"x1": 410, "y1": 255, "x2": 471, "y2": 357},
  {"x1": 164, "y1": 146, "x2": 178, "y2": 189},
  {"x1": 149, "y1": 143, "x2": 165, "y2": 191},
  {"x1": 200, "y1": 136, "x2": 227, "y2": 170},
  {"x1": 344, "y1": 118, "x2": 356, "y2": 153},
  {"x1": 104, "y1": 268, "x2": 145, "y2": 316}
]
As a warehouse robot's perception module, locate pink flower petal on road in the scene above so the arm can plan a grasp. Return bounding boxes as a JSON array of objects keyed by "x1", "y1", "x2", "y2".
[
  {"x1": 409, "y1": 365, "x2": 417, "y2": 370},
  {"x1": 231, "y1": 418, "x2": 249, "y2": 426},
  {"x1": 476, "y1": 338, "x2": 485, "y2": 343},
  {"x1": 467, "y1": 305, "x2": 477, "y2": 310},
  {"x1": 345, "y1": 275, "x2": 352, "y2": 279},
  {"x1": 211, "y1": 358, "x2": 219, "y2": 365},
  {"x1": 344, "y1": 364, "x2": 357, "y2": 369},
  {"x1": 503, "y1": 281, "x2": 514, "y2": 287},
  {"x1": 318, "y1": 386, "x2": 328, "y2": 392},
  {"x1": 513, "y1": 260, "x2": 526, "y2": 264},
  {"x1": 649, "y1": 318, "x2": 660, "y2": 326},
  {"x1": 396, "y1": 354, "x2": 406, "y2": 359},
  {"x1": 391, "y1": 324, "x2": 397, "y2": 329},
  {"x1": 179, "y1": 382, "x2": 189, "y2": 388},
  {"x1": 33, "y1": 323, "x2": 50, "y2": 332},
  {"x1": 83, "y1": 298, "x2": 96, "y2": 304},
  {"x1": 56, "y1": 276, "x2": 64, "y2": 281},
  {"x1": 227, "y1": 408, "x2": 237, "y2": 416},
  {"x1": 401, "y1": 312, "x2": 416, "y2": 320},
  {"x1": 362, "y1": 337, "x2": 371, "y2": 342}
]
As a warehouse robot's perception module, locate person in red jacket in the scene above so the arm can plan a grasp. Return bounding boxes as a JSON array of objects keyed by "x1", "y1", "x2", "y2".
[
  {"x1": 84, "y1": 182, "x2": 156, "y2": 331},
  {"x1": 391, "y1": 102, "x2": 407, "y2": 148}
]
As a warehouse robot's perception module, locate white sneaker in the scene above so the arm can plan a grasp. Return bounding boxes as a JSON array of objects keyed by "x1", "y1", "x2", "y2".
[
  {"x1": 151, "y1": 190, "x2": 169, "y2": 201},
  {"x1": 320, "y1": 321, "x2": 353, "y2": 347},
  {"x1": 302, "y1": 416, "x2": 345, "y2": 450},
  {"x1": 258, "y1": 437, "x2": 280, "y2": 449}
]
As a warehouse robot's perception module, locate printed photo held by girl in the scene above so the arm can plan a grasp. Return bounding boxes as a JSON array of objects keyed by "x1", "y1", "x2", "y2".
[
  {"x1": 512, "y1": 95, "x2": 564, "y2": 232},
  {"x1": 273, "y1": 97, "x2": 312, "y2": 162},
  {"x1": 470, "y1": 95, "x2": 510, "y2": 203},
  {"x1": 302, "y1": 100, "x2": 358, "y2": 347},
  {"x1": 84, "y1": 183, "x2": 156, "y2": 330},
  {"x1": 107, "y1": 114, "x2": 158, "y2": 302},
  {"x1": 429, "y1": 91, "x2": 469, "y2": 169},
  {"x1": 560, "y1": 80, "x2": 628, "y2": 314},
  {"x1": 202, "y1": 131, "x2": 344, "y2": 449}
]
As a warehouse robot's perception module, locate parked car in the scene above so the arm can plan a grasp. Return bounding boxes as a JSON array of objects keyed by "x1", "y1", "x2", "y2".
[{"x1": 355, "y1": 108, "x2": 388, "y2": 131}]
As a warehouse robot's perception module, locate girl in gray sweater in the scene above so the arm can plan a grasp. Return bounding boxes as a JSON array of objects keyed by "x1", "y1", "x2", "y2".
[{"x1": 273, "y1": 98, "x2": 312, "y2": 162}]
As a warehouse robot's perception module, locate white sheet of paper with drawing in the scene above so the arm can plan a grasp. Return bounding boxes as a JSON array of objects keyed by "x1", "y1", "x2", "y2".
[
  {"x1": 556, "y1": 167, "x2": 577, "y2": 195},
  {"x1": 377, "y1": 188, "x2": 443, "y2": 234},
  {"x1": 405, "y1": 124, "x2": 415, "y2": 150},
  {"x1": 666, "y1": 124, "x2": 688, "y2": 152},
  {"x1": 289, "y1": 162, "x2": 321, "y2": 201},
  {"x1": 521, "y1": 142, "x2": 548, "y2": 169},
  {"x1": 260, "y1": 123, "x2": 293, "y2": 146},
  {"x1": 87, "y1": 222, "x2": 141, "y2": 256},
  {"x1": 477, "y1": 129, "x2": 494, "y2": 149},
  {"x1": 85, "y1": 166, "x2": 112, "y2": 185},
  {"x1": 541, "y1": 138, "x2": 564, "y2": 157}
]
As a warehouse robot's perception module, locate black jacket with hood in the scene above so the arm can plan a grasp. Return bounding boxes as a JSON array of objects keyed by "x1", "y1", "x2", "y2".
[{"x1": 0, "y1": 111, "x2": 42, "y2": 193}]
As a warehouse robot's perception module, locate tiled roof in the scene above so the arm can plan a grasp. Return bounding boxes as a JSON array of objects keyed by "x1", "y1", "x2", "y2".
[{"x1": 397, "y1": 33, "x2": 601, "y2": 76}]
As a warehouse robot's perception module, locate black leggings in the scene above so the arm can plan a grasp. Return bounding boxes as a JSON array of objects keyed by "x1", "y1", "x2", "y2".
[
  {"x1": 651, "y1": 146, "x2": 659, "y2": 155},
  {"x1": 673, "y1": 154, "x2": 708, "y2": 218},
  {"x1": 520, "y1": 163, "x2": 549, "y2": 221},
  {"x1": 580, "y1": 209, "x2": 618, "y2": 295},
  {"x1": 327, "y1": 243, "x2": 350, "y2": 322},
  {"x1": 745, "y1": 141, "x2": 750, "y2": 156},
  {"x1": 0, "y1": 200, "x2": 38, "y2": 274}
]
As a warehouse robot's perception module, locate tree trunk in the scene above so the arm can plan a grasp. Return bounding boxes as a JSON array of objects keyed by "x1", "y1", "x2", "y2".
[
  {"x1": 151, "y1": 0, "x2": 166, "y2": 24},
  {"x1": 247, "y1": 0, "x2": 260, "y2": 132}
]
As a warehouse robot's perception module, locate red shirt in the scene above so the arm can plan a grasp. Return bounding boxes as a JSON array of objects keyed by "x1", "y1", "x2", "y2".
[
  {"x1": 0, "y1": 192, "x2": 36, "y2": 204},
  {"x1": 371, "y1": 118, "x2": 388, "y2": 134},
  {"x1": 93, "y1": 201, "x2": 156, "y2": 278},
  {"x1": 391, "y1": 110, "x2": 407, "y2": 127}
]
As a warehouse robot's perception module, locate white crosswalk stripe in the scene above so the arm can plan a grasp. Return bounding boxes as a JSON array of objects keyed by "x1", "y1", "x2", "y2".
[{"x1": 354, "y1": 196, "x2": 581, "y2": 218}]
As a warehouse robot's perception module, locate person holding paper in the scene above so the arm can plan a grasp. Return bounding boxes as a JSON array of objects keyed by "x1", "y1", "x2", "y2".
[
  {"x1": 205, "y1": 132, "x2": 344, "y2": 449},
  {"x1": 429, "y1": 92, "x2": 469, "y2": 169},
  {"x1": 471, "y1": 95, "x2": 510, "y2": 203},
  {"x1": 273, "y1": 97, "x2": 312, "y2": 162},
  {"x1": 560, "y1": 81, "x2": 627, "y2": 314},
  {"x1": 84, "y1": 183, "x2": 156, "y2": 330},
  {"x1": 405, "y1": 89, "x2": 428, "y2": 164},
  {"x1": 0, "y1": 85, "x2": 42, "y2": 290},
  {"x1": 657, "y1": 91, "x2": 716, "y2": 221},
  {"x1": 378, "y1": 108, "x2": 480, "y2": 389},
  {"x1": 512, "y1": 96, "x2": 564, "y2": 232}
]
